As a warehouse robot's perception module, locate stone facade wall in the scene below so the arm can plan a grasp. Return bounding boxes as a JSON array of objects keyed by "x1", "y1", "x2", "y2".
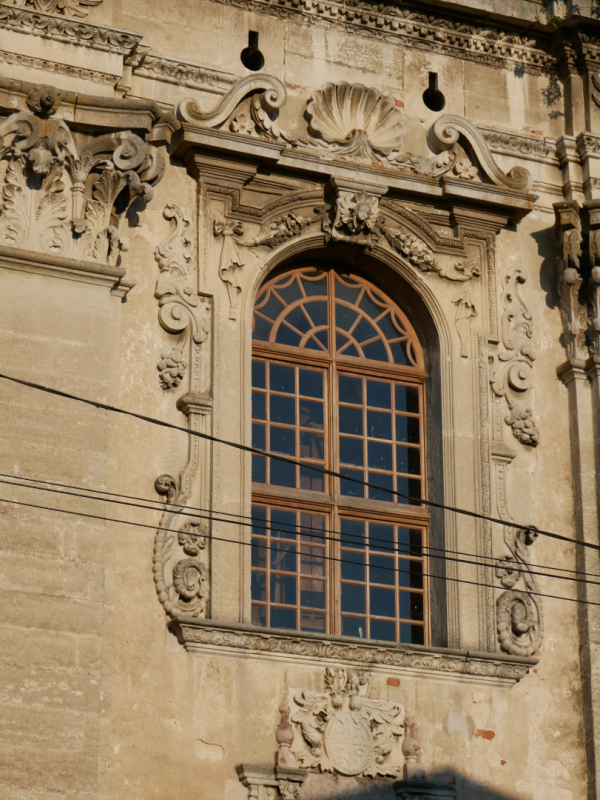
[{"x1": 0, "y1": 1, "x2": 599, "y2": 799}]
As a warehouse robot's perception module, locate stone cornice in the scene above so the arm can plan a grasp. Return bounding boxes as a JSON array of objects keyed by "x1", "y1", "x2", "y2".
[
  {"x1": 0, "y1": 245, "x2": 135, "y2": 296},
  {"x1": 0, "y1": 4, "x2": 142, "y2": 56},
  {"x1": 134, "y1": 52, "x2": 238, "y2": 96},
  {"x1": 169, "y1": 618, "x2": 537, "y2": 684},
  {"x1": 0, "y1": 48, "x2": 116, "y2": 87},
  {"x1": 0, "y1": 76, "x2": 179, "y2": 141},
  {"x1": 206, "y1": 0, "x2": 557, "y2": 75}
]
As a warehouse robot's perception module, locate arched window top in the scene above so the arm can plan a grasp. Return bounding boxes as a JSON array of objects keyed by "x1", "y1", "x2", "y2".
[{"x1": 253, "y1": 267, "x2": 424, "y2": 369}]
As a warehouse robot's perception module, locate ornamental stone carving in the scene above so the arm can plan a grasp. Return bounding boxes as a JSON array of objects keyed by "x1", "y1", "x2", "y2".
[
  {"x1": 154, "y1": 203, "x2": 210, "y2": 388},
  {"x1": 496, "y1": 526, "x2": 543, "y2": 657},
  {"x1": 554, "y1": 201, "x2": 587, "y2": 361},
  {"x1": 323, "y1": 178, "x2": 387, "y2": 247},
  {"x1": 291, "y1": 667, "x2": 405, "y2": 778},
  {"x1": 1, "y1": 0, "x2": 102, "y2": 17},
  {"x1": 490, "y1": 270, "x2": 539, "y2": 446},
  {"x1": 306, "y1": 82, "x2": 406, "y2": 160},
  {"x1": 587, "y1": 200, "x2": 600, "y2": 354},
  {"x1": 153, "y1": 476, "x2": 210, "y2": 618},
  {"x1": 0, "y1": 107, "x2": 164, "y2": 265}
]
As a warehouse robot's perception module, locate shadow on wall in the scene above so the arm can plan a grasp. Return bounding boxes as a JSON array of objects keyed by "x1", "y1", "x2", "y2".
[{"x1": 298, "y1": 771, "x2": 524, "y2": 800}]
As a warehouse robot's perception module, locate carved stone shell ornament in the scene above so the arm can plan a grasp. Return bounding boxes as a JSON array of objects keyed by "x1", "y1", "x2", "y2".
[{"x1": 306, "y1": 82, "x2": 406, "y2": 161}]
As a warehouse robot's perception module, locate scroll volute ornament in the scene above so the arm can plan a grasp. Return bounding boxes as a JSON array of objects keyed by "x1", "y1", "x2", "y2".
[
  {"x1": 0, "y1": 101, "x2": 164, "y2": 265},
  {"x1": 490, "y1": 270, "x2": 539, "y2": 447}
]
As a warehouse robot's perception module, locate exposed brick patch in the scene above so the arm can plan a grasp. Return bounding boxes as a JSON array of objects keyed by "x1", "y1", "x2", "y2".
[
  {"x1": 387, "y1": 678, "x2": 400, "y2": 687},
  {"x1": 476, "y1": 730, "x2": 495, "y2": 740}
]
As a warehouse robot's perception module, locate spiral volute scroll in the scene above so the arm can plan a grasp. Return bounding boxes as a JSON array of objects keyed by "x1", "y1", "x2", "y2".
[{"x1": 497, "y1": 589, "x2": 543, "y2": 657}]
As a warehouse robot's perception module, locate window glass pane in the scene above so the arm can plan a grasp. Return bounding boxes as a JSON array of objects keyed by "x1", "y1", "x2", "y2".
[
  {"x1": 370, "y1": 618, "x2": 396, "y2": 642},
  {"x1": 300, "y1": 513, "x2": 325, "y2": 543},
  {"x1": 339, "y1": 374, "x2": 363, "y2": 405},
  {"x1": 367, "y1": 410, "x2": 392, "y2": 440},
  {"x1": 299, "y1": 399, "x2": 324, "y2": 429},
  {"x1": 301, "y1": 547, "x2": 326, "y2": 577},
  {"x1": 341, "y1": 518, "x2": 366, "y2": 548},
  {"x1": 336, "y1": 303, "x2": 359, "y2": 332},
  {"x1": 369, "y1": 523, "x2": 394, "y2": 553},
  {"x1": 299, "y1": 465, "x2": 324, "y2": 492},
  {"x1": 270, "y1": 542, "x2": 297, "y2": 572},
  {"x1": 301, "y1": 578, "x2": 326, "y2": 609},
  {"x1": 370, "y1": 555, "x2": 395, "y2": 586},
  {"x1": 397, "y1": 476, "x2": 421, "y2": 506},
  {"x1": 252, "y1": 391, "x2": 266, "y2": 420},
  {"x1": 396, "y1": 384, "x2": 419, "y2": 414},
  {"x1": 270, "y1": 395, "x2": 295, "y2": 425},
  {"x1": 271, "y1": 509, "x2": 296, "y2": 538},
  {"x1": 397, "y1": 445, "x2": 421, "y2": 475},
  {"x1": 271, "y1": 606, "x2": 297, "y2": 630},
  {"x1": 339, "y1": 406, "x2": 363, "y2": 436},
  {"x1": 252, "y1": 454, "x2": 266, "y2": 484},
  {"x1": 270, "y1": 363, "x2": 295, "y2": 394},
  {"x1": 367, "y1": 380, "x2": 392, "y2": 409},
  {"x1": 342, "y1": 583, "x2": 365, "y2": 614},
  {"x1": 252, "y1": 359, "x2": 266, "y2": 388},
  {"x1": 362, "y1": 339, "x2": 388, "y2": 362},
  {"x1": 251, "y1": 538, "x2": 267, "y2": 569},
  {"x1": 270, "y1": 459, "x2": 296, "y2": 488},
  {"x1": 370, "y1": 587, "x2": 395, "y2": 617},
  {"x1": 342, "y1": 616, "x2": 366, "y2": 638},
  {"x1": 251, "y1": 571, "x2": 266, "y2": 602},
  {"x1": 396, "y1": 415, "x2": 420, "y2": 444},
  {"x1": 400, "y1": 624, "x2": 424, "y2": 645},
  {"x1": 251, "y1": 505, "x2": 267, "y2": 533},
  {"x1": 368, "y1": 441, "x2": 393, "y2": 471},
  {"x1": 301, "y1": 611, "x2": 325, "y2": 633},
  {"x1": 340, "y1": 436, "x2": 364, "y2": 467},
  {"x1": 270, "y1": 426, "x2": 296, "y2": 456},
  {"x1": 400, "y1": 591, "x2": 424, "y2": 621},
  {"x1": 340, "y1": 468, "x2": 365, "y2": 498},
  {"x1": 398, "y1": 528, "x2": 422, "y2": 555},
  {"x1": 341, "y1": 551, "x2": 365, "y2": 582},
  {"x1": 252, "y1": 423, "x2": 266, "y2": 451},
  {"x1": 253, "y1": 315, "x2": 273, "y2": 342},
  {"x1": 299, "y1": 369, "x2": 323, "y2": 398},
  {"x1": 271, "y1": 573, "x2": 297, "y2": 604},
  {"x1": 368, "y1": 471, "x2": 394, "y2": 502}
]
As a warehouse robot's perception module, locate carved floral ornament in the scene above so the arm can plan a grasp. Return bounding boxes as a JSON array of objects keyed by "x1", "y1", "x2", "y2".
[
  {"x1": 177, "y1": 76, "x2": 532, "y2": 192},
  {"x1": 0, "y1": 105, "x2": 164, "y2": 265}
]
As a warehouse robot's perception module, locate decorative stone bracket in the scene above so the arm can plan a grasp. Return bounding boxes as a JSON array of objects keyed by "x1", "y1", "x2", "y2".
[{"x1": 554, "y1": 199, "x2": 600, "y2": 360}]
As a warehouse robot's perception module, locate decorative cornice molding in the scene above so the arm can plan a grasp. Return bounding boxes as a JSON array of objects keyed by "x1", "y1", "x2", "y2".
[
  {"x1": 0, "y1": 4, "x2": 142, "y2": 56},
  {"x1": 478, "y1": 126, "x2": 557, "y2": 163},
  {"x1": 1, "y1": 0, "x2": 103, "y2": 18},
  {"x1": 201, "y1": 0, "x2": 556, "y2": 76},
  {"x1": 0, "y1": 48, "x2": 116, "y2": 86},
  {"x1": 134, "y1": 52, "x2": 238, "y2": 95},
  {"x1": 169, "y1": 618, "x2": 537, "y2": 684}
]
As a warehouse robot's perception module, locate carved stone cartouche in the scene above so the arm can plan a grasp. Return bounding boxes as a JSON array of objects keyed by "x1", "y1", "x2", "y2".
[{"x1": 292, "y1": 667, "x2": 405, "y2": 778}]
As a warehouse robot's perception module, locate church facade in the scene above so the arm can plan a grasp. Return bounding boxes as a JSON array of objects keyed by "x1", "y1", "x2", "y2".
[{"x1": 1, "y1": 0, "x2": 600, "y2": 798}]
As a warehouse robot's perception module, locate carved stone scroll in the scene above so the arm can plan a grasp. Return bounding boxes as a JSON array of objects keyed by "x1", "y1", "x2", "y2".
[
  {"x1": 494, "y1": 460, "x2": 543, "y2": 657},
  {"x1": 0, "y1": 105, "x2": 164, "y2": 266},
  {"x1": 154, "y1": 203, "x2": 210, "y2": 388},
  {"x1": 490, "y1": 270, "x2": 539, "y2": 447},
  {"x1": 291, "y1": 667, "x2": 405, "y2": 779}
]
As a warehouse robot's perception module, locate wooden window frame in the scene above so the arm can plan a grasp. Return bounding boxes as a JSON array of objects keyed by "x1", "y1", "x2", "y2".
[{"x1": 251, "y1": 266, "x2": 430, "y2": 645}]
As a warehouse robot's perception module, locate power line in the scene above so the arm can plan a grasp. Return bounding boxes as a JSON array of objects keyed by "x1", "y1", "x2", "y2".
[
  {"x1": 2, "y1": 489, "x2": 599, "y2": 609},
  {"x1": 4, "y1": 473, "x2": 600, "y2": 589},
  {"x1": 1, "y1": 371, "x2": 597, "y2": 555},
  {"x1": 7, "y1": 471, "x2": 598, "y2": 583}
]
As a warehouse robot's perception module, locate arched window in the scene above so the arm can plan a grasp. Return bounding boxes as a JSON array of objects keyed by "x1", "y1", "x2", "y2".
[{"x1": 251, "y1": 266, "x2": 428, "y2": 644}]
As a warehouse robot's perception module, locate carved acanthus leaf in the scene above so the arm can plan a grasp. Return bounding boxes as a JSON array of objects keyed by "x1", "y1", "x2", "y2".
[
  {"x1": 490, "y1": 270, "x2": 539, "y2": 446},
  {"x1": 0, "y1": 107, "x2": 164, "y2": 265}
]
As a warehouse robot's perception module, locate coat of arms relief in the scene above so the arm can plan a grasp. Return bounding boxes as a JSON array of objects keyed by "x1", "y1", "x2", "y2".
[{"x1": 290, "y1": 668, "x2": 407, "y2": 779}]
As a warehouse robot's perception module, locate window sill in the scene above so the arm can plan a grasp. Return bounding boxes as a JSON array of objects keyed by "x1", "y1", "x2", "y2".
[{"x1": 168, "y1": 618, "x2": 537, "y2": 685}]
